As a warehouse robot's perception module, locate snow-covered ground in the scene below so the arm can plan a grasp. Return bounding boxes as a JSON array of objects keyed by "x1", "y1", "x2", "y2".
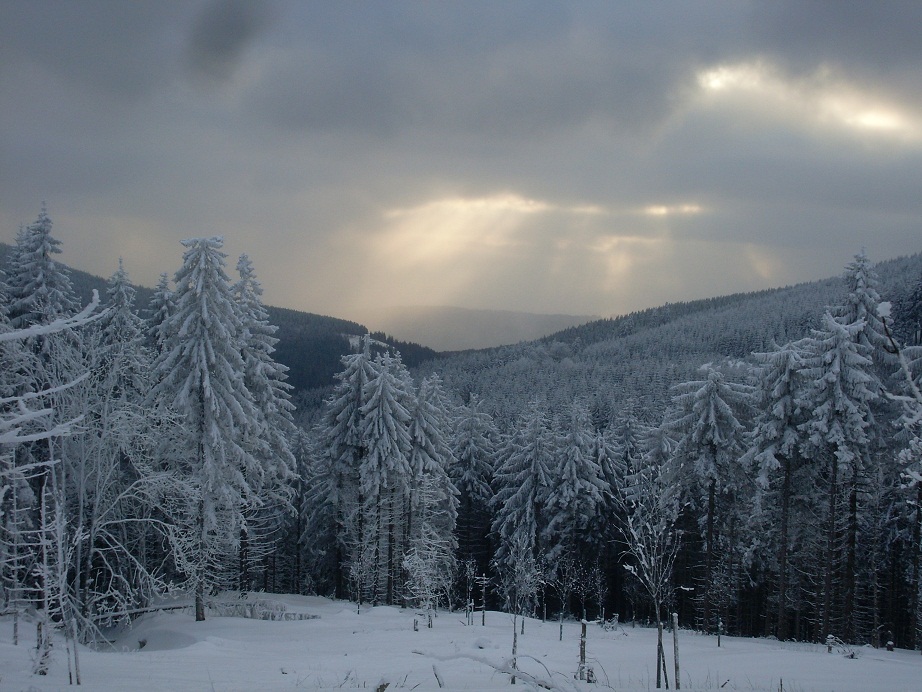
[{"x1": 2, "y1": 594, "x2": 920, "y2": 691}]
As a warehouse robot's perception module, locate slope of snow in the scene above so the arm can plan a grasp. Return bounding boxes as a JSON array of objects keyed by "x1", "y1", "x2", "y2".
[{"x1": 2, "y1": 594, "x2": 920, "y2": 691}]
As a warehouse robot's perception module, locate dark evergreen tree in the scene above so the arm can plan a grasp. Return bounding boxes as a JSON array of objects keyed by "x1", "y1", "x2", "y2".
[
  {"x1": 451, "y1": 394, "x2": 496, "y2": 575},
  {"x1": 666, "y1": 364, "x2": 752, "y2": 633},
  {"x1": 491, "y1": 401, "x2": 554, "y2": 578}
]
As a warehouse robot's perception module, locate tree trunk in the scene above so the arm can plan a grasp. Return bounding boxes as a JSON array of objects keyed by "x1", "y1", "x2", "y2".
[
  {"x1": 195, "y1": 495, "x2": 206, "y2": 622},
  {"x1": 239, "y1": 526, "x2": 249, "y2": 594},
  {"x1": 387, "y1": 492, "x2": 395, "y2": 605},
  {"x1": 704, "y1": 477, "x2": 716, "y2": 633},
  {"x1": 509, "y1": 615, "x2": 519, "y2": 685},
  {"x1": 844, "y1": 461, "x2": 859, "y2": 642},
  {"x1": 777, "y1": 456, "x2": 791, "y2": 640},
  {"x1": 912, "y1": 484, "x2": 922, "y2": 651},
  {"x1": 821, "y1": 453, "x2": 838, "y2": 641},
  {"x1": 673, "y1": 612, "x2": 681, "y2": 690}
]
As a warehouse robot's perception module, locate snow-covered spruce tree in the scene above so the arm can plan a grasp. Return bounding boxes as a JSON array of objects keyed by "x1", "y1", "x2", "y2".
[
  {"x1": 746, "y1": 339, "x2": 809, "y2": 641},
  {"x1": 6, "y1": 206, "x2": 78, "y2": 331},
  {"x1": 542, "y1": 398, "x2": 607, "y2": 567},
  {"x1": 834, "y1": 252, "x2": 902, "y2": 642},
  {"x1": 406, "y1": 374, "x2": 458, "y2": 600},
  {"x1": 607, "y1": 402, "x2": 649, "y2": 507},
  {"x1": 585, "y1": 420, "x2": 621, "y2": 545},
  {"x1": 491, "y1": 401, "x2": 554, "y2": 595},
  {"x1": 880, "y1": 302, "x2": 922, "y2": 651},
  {"x1": 320, "y1": 334, "x2": 382, "y2": 598},
  {"x1": 149, "y1": 237, "x2": 263, "y2": 621},
  {"x1": 297, "y1": 424, "x2": 340, "y2": 595},
  {"x1": 451, "y1": 394, "x2": 496, "y2": 576},
  {"x1": 900, "y1": 425, "x2": 922, "y2": 652},
  {"x1": 833, "y1": 250, "x2": 893, "y2": 361},
  {"x1": 144, "y1": 272, "x2": 175, "y2": 354},
  {"x1": 358, "y1": 352, "x2": 414, "y2": 605},
  {"x1": 232, "y1": 255, "x2": 296, "y2": 592},
  {"x1": 666, "y1": 363, "x2": 753, "y2": 634},
  {"x1": 798, "y1": 311, "x2": 878, "y2": 643}
]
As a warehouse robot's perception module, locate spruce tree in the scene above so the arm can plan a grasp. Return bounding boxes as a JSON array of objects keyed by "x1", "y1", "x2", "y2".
[
  {"x1": 451, "y1": 394, "x2": 496, "y2": 574},
  {"x1": 232, "y1": 254, "x2": 297, "y2": 590},
  {"x1": 6, "y1": 206, "x2": 77, "y2": 330},
  {"x1": 320, "y1": 335, "x2": 382, "y2": 598},
  {"x1": 748, "y1": 340, "x2": 809, "y2": 640},
  {"x1": 492, "y1": 401, "x2": 554, "y2": 578},
  {"x1": 359, "y1": 352, "x2": 414, "y2": 604},
  {"x1": 145, "y1": 272, "x2": 175, "y2": 354},
  {"x1": 407, "y1": 374, "x2": 458, "y2": 562},
  {"x1": 667, "y1": 364, "x2": 752, "y2": 633},
  {"x1": 149, "y1": 237, "x2": 261, "y2": 621},
  {"x1": 798, "y1": 312, "x2": 878, "y2": 642},
  {"x1": 543, "y1": 398, "x2": 607, "y2": 566}
]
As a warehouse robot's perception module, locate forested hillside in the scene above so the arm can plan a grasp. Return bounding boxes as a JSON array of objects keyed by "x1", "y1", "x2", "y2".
[{"x1": 419, "y1": 253, "x2": 922, "y2": 427}]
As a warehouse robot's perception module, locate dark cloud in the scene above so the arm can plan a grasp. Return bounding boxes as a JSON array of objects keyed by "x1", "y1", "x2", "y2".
[
  {"x1": 0, "y1": 1, "x2": 187, "y2": 100},
  {"x1": 752, "y1": 0, "x2": 922, "y2": 72},
  {"x1": 244, "y1": 2, "x2": 745, "y2": 142},
  {"x1": 187, "y1": 0, "x2": 272, "y2": 82},
  {"x1": 1, "y1": 1, "x2": 921, "y2": 321}
]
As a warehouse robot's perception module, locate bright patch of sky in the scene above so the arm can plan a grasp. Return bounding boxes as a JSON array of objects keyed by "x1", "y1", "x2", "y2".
[{"x1": 695, "y1": 60, "x2": 922, "y2": 142}]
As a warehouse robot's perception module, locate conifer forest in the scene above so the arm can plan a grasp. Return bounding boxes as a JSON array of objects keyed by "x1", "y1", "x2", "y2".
[{"x1": 2, "y1": 207, "x2": 922, "y2": 681}]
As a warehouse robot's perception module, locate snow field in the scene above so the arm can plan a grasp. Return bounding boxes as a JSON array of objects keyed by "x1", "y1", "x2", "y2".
[{"x1": 2, "y1": 594, "x2": 922, "y2": 691}]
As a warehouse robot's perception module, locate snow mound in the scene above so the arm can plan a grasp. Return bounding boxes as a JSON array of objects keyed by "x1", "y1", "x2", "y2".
[
  {"x1": 365, "y1": 605, "x2": 403, "y2": 618},
  {"x1": 118, "y1": 627, "x2": 197, "y2": 652},
  {"x1": 110, "y1": 614, "x2": 202, "y2": 652}
]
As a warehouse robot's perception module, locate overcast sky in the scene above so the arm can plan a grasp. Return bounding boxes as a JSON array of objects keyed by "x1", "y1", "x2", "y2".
[{"x1": 2, "y1": 1, "x2": 922, "y2": 325}]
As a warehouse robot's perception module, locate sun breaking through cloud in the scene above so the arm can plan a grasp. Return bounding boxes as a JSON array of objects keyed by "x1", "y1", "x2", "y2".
[{"x1": 695, "y1": 60, "x2": 922, "y2": 142}]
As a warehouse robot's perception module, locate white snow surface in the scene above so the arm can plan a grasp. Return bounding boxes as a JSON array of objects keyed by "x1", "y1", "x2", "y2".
[{"x1": 2, "y1": 594, "x2": 920, "y2": 691}]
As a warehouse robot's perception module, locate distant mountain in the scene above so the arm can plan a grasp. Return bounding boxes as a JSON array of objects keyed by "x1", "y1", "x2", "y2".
[
  {"x1": 0, "y1": 243, "x2": 440, "y2": 393},
  {"x1": 362, "y1": 305, "x2": 600, "y2": 351}
]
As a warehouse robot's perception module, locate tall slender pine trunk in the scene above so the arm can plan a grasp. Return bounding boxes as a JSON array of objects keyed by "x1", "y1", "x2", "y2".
[
  {"x1": 844, "y1": 460, "x2": 860, "y2": 643},
  {"x1": 704, "y1": 477, "x2": 716, "y2": 633},
  {"x1": 777, "y1": 456, "x2": 791, "y2": 640},
  {"x1": 195, "y1": 494, "x2": 206, "y2": 622},
  {"x1": 912, "y1": 485, "x2": 922, "y2": 651},
  {"x1": 822, "y1": 453, "x2": 838, "y2": 641}
]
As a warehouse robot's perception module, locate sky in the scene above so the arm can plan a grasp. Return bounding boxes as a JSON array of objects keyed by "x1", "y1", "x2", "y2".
[{"x1": 2, "y1": 1, "x2": 922, "y2": 326}]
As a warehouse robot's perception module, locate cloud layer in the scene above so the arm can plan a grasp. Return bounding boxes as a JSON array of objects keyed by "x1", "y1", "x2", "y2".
[{"x1": 1, "y1": 1, "x2": 920, "y2": 324}]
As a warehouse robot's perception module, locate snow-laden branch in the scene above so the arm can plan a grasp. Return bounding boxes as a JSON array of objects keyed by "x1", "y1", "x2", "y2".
[
  {"x1": 879, "y1": 303, "x2": 922, "y2": 413},
  {"x1": 0, "y1": 290, "x2": 105, "y2": 343}
]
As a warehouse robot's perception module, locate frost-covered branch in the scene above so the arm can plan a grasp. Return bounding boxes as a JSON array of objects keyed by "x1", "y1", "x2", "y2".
[{"x1": 0, "y1": 290, "x2": 104, "y2": 343}]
